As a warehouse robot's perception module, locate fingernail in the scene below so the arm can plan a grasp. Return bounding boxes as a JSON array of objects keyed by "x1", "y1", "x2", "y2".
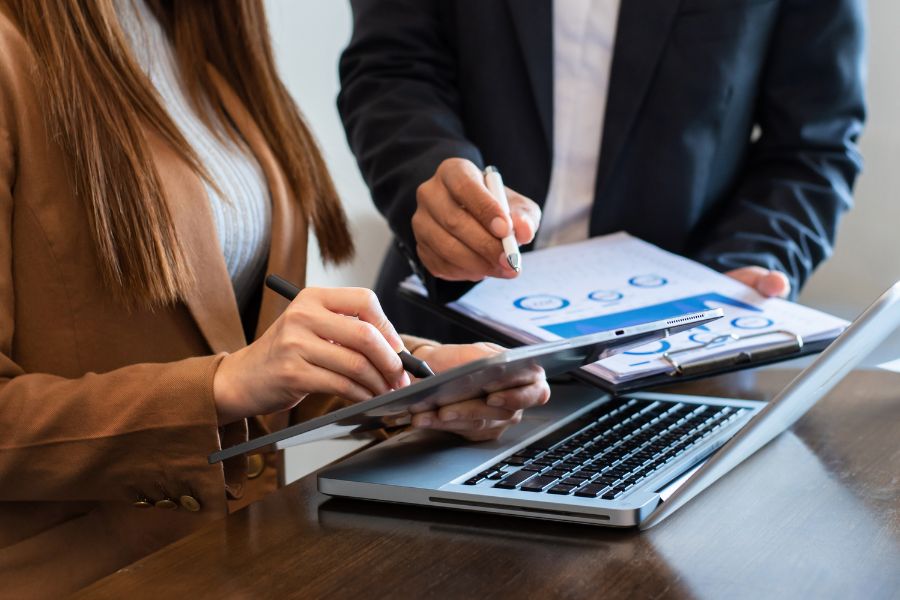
[
  {"x1": 487, "y1": 396, "x2": 504, "y2": 407},
  {"x1": 395, "y1": 372, "x2": 410, "y2": 389},
  {"x1": 490, "y1": 217, "x2": 508, "y2": 237},
  {"x1": 442, "y1": 411, "x2": 458, "y2": 421}
]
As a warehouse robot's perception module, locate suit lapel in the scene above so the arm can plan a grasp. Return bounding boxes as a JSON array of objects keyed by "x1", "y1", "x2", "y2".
[
  {"x1": 151, "y1": 130, "x2": 245, "y2": 354},
  {"x1": 506, "y1": 0, "x2": 554, "y2": 154},
  {"x1": 593, "y1": 0, "x2": 681, "y2": 207},
  {"x1": 150, "y1": 68, "x2": 306, "y2": 356}
]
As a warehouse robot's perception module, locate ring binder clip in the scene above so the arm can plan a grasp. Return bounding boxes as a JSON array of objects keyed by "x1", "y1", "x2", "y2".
[{"x1": 662, "y1": 329, "x2": 804, "y2": 377}]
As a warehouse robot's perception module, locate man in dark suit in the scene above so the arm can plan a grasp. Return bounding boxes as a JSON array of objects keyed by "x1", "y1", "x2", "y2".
[{"x1": 338, "y1": 0, "x2": 866, "y2": 342}]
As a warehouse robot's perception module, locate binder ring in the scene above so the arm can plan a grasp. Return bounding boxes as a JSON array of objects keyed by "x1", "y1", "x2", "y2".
[{"x1": 662, "y1": 329, "x2": 804, "y2": 376}]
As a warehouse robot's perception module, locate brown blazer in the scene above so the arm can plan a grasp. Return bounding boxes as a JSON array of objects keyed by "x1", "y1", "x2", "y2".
[{"x1": 0, "y1": 11, "x2": 388, "y2": 598}]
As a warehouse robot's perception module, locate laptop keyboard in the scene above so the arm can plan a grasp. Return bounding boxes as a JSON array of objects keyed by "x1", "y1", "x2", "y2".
[{"x1": 462, "y1": 398, "x2": 748, "y2": 501}]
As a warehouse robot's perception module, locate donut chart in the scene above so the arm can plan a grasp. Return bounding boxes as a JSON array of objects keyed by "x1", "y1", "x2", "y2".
[
  {"x1": 513, "y1": 295, "x2": 571, "y2": 312},
  {"x1": 588, "y1": 290, "x2": 624, "y2": 303},
  {"x1": 731, "y1": 316, "x2": 774, "y2": 330},
  {"x1": 628, "y1": 275, "x2": 668, "y2": 288}
]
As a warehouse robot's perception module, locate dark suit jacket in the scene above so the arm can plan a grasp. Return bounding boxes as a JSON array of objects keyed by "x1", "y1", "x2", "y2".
[{"x1": 338, "y1": 0, "x2": 866, "y2": 342}]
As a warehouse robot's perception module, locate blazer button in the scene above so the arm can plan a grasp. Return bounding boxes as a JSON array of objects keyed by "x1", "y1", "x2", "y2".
[
  {"x1": 247, "y1": 454, "x2": 266, "y2": 479},
  {"x1": 179, "y1": 495, "x2": 201, "y2": 512},
  {"x1": 155, "y1": 498, "x2": 178, "y2": 510},
  {"x1": 133, "y1": 499, "x2": 153, "y2": 509}
]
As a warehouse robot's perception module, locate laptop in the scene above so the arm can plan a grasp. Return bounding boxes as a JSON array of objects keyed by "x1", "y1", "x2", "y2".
[
  {"x1": 209, "y1": 309, "x2": 723, "y2": 462},
  {"x1": 318, "y1": 282, "x2": 900, "y2": 528}
]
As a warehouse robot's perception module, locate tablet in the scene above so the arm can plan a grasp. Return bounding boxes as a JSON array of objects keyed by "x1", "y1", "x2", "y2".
[{"x1": 208, "y1": 308, "x2": 723, "y2": 463}]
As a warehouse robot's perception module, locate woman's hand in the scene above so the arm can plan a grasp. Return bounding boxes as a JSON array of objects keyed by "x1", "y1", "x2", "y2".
[
  {"x1": 213, "y1": 287, "x2": 410, "y2": 424},
  {"x1": 408, "y1": 342, "x2": 551, "y2": 441}
]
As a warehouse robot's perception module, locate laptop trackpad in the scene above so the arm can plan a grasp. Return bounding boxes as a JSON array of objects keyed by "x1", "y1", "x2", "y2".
[{"x1": 319, "y1": 415, "x2": 555, "y2": 490}]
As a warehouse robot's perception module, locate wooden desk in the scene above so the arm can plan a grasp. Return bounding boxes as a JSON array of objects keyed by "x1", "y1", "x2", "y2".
[{"x1": 76, "y1": 370, "x2": 900, "y2": 599}]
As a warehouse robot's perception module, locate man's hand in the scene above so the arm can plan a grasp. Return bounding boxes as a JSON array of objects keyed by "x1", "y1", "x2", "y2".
[
  {"x1": 726, "y1": 267, "x2": 791, "y2": 298},
  {"x1": 413, "y1": 158, "x2": 541, "y2": 281},
  {"x1": 407, "y1": 342, "x2": 550, "y2": 442}
]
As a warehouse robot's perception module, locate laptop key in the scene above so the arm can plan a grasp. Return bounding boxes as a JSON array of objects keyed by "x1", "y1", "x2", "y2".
[
  {"x1": 547, "y1": 484, "x2": 575, "y2": 495},
  {"x1": 494, "y1": 469, "x2": 536, "y2": 489},
  {"x1": 574, "y1": 483, "x2": 606, "y2": 498},
  {"x1": 519, "y1": 475, "x2": 560, "y2": 492},
  {"x1": 561, "y1": 476, "x2": 588, "y2": 486}
]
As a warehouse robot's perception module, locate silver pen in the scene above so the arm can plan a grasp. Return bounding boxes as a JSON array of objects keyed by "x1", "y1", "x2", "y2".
[{"x1": 483, "y1": 166, "x2": 522, "y2": 273}]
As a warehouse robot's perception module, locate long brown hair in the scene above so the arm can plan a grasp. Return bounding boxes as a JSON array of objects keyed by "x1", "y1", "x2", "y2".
[{"x1": 3, "y1": 0, "x2": 352, "y2": 308}]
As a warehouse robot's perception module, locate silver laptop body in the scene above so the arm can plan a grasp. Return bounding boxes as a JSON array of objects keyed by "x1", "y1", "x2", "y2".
[{"x1": 319, "y1": 283, "x2": 900, "y2": 528}]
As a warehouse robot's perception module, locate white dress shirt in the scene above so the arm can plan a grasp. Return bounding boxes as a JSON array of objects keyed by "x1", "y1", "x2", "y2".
[{"x1": 536, "y1": 0, "x2": 621, "y2": 249}]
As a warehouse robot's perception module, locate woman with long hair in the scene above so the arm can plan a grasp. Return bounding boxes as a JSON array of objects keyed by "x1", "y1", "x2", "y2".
[{"x1": 0, "y1": 1, "x2": 549, "y2": 595}]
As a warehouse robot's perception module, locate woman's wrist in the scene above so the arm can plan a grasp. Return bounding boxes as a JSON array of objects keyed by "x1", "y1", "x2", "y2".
[{"x1": 213, "y1": 352, "x2": 245, "y2": 425}]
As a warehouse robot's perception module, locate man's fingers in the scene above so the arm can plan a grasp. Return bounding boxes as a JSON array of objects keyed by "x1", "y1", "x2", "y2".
[
  {"x1": 507, "y1": 190, "x2": 541, "y2": 245},
  {"x1": 439, "y1": 159, "x2": 510, "y2": 236},
  {"x1": 759, "y1": 271, "x2": 791, "y2": 298},
  {"x1": 422, "y1": 183, "x2": 505, "y2": 264},
  {"x1": 726, "y1": 265, "x2": 767, "y2": 289},
  {"x1": 417, "y1": 239, "x2": 484, "y2": 282},
  {"x1": 726, "y1": 267, "x2": 791, "y2": 298},
  {"x1": 413, "y1": 211, "x2": 504, "y2": 278}
]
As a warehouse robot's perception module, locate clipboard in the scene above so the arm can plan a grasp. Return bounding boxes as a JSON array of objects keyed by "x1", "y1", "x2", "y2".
[
  {"x1": 398, "y1": 287, "x2": 834, "y2": 394},
  {"x1": 209, "y1": 308, "x2": 722, "y2": 463}
]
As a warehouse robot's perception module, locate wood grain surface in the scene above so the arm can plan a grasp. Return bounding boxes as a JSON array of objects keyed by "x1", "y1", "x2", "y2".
[{"x1": 75, "y1": 369, "x2": 900, "y2": 599}]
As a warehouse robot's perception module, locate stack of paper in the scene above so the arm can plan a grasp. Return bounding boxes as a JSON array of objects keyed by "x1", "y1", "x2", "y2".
[{"x1": 401, "y1": 232, "x2": 848, "y2": 385}]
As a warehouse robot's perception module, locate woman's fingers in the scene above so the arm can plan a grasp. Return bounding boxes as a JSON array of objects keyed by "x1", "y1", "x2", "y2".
[
  {"x1": 301, "y1": 334, "x2": 396, "y2": 396},
  {"x1": 302, "y1": 307, "x2": 407, "y2": 389},
  {"x1": 302, "y1": 287, "x2": 405, "y2": 352},
  {"x1": 294, "y1": 362, "x2": 375, "y2": 404},
  {"x1": 485, "y1": 378, "x2": 551, "y2": 410},
  {"x1": 437, "y1": 398, "x2": 517, "y2": 422}
]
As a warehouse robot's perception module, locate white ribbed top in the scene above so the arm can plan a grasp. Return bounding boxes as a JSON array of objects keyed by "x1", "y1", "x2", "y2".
[{"x1": 116, "y1": 0, "x2": 272, "y2": 311}]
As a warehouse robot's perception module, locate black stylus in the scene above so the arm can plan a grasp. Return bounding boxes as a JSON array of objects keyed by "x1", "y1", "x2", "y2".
[{"x1": 265, "y1": 274, "x2": 435, "y2": 379}]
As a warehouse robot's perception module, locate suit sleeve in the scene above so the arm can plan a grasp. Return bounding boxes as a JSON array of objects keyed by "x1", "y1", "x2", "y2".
[
  {"x1": 0, "y1": 108, "x2": 246, "y2": 511},
  {"x1": 692, "y1": 0, "x2": 866, "y2": 297},
  {"x1": 339, "y1": 0, "x2": 483, "y2": 301}
]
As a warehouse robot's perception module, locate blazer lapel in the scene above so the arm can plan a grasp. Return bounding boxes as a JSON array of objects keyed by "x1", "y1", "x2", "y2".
[
  {"x1": 150, "y1": 131, "x2": 246, "y2": 354},
  {"x1": 207, "y1": 69, "x2": 308, "y2": 342},
  {"x1": 506, "y1": 0, "x2": 554, "y2": 154},
  {"x1": 593, "y1": 0, "x2": 681, "y2": 205}
]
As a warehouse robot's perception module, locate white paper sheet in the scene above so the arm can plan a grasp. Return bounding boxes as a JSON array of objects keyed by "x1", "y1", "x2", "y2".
[{"x1": 404, "y1": 232, "x2": 848, "y2": 384}]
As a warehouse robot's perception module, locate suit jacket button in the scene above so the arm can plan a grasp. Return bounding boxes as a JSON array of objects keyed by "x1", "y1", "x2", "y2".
[
  {"x1": 133, "y1": 499, "x2": 152, "y2": 509},
  {"x1": 247, "y1": 454, "x2": 266, "y2": 479},
  {"x1": 155, "y1": 498, "x2": 178, "y2": 510},
  {"x1": 179, "y1": 495, "x2": 201, "y2": 512}
]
